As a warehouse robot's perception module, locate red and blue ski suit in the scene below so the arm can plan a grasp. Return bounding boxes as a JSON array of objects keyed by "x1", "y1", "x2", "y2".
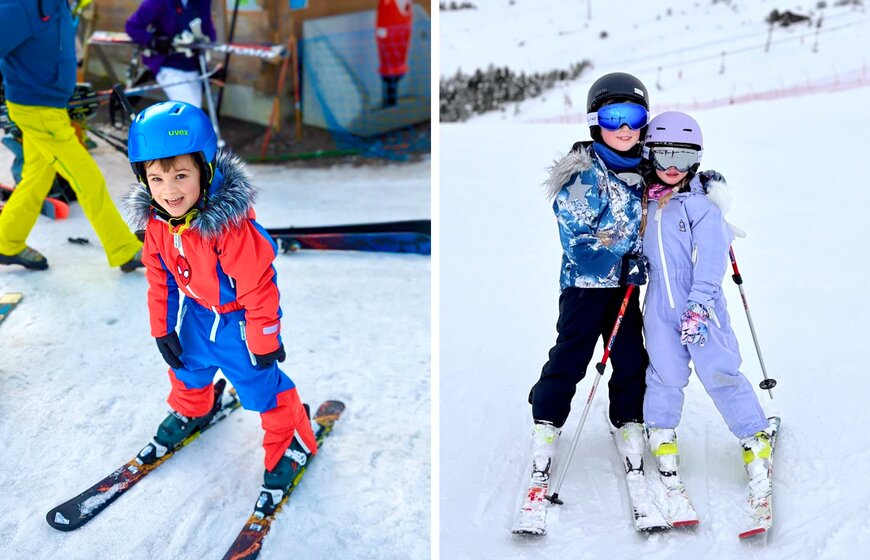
[{"x1": 126, "y1": 151, "x2": 316, "y2": 470}]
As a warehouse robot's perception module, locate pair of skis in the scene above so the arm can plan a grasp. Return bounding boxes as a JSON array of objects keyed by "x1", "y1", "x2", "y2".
[
  {"x1": 512, "y1": 416, "x2": 781, "y2": 538},
  {"x1": 45, "y1": 379, "x2": 344, "y2": 559}
]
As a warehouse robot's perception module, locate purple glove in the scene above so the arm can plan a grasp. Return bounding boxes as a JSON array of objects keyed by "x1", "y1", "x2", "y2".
[{"x1": 680, "y1": 301, "x2": 709, "y2": 347}]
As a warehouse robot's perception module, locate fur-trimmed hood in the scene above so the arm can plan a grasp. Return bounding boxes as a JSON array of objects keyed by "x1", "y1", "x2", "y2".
[
  {"x1": 544, "y1": 146, "x2": 594, "y2": 201},
  {"x1": 125, "y1": 150, "x2": 256, "y2": 240}
]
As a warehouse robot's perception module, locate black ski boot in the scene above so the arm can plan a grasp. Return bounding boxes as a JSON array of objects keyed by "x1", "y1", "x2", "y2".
[
  {"x1": 137, "y1": 379, "x2": 228, "y2": 465},
  {"x1": 257, "y1": 404, "x2": 312, "y2": 515}
]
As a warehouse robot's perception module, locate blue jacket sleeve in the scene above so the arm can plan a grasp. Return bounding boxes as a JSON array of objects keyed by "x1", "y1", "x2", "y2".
[
  {"x1": 685, "y1": 195, "x2": 733, "y2": 307},
  {"x1": 554, "y1": 169, "x2": 621, "y2": 278},
  {"x1": 0, "y1": 0, "x2": 32, "y2": 59}
]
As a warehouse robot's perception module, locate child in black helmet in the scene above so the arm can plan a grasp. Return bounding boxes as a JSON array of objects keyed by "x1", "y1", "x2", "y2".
[{"x1": 515, "y1": 72, "x2": 660, "y2": 533}]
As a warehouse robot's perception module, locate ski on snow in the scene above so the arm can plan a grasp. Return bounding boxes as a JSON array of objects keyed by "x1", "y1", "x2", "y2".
[
  {"x1": 738, "y1": 416, "x2": 781, "y2": 539},
  {"x1": 268, "y1": 220, "x2": 431, "y2": 255},
  {"x1": 220, "y1": 400, "x2": 345, "y2": 560},
  {"x1": 607, "y1": 420, "x2": 671, "y2": 533},
  {"x1": 510, "y1": 455, "x2": 552, "y2": 535},
  {"x1": 0, "y1": 292, "x2": 23, "y2": 326},
  {"x1": 45, "y1": 379, "x2": 241, "y2": 531}
]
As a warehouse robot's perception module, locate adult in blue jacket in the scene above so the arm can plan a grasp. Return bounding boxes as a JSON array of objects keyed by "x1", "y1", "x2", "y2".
[
  {"x1": 126, "y1": 0, "x2": 217, "y2": 109},
  {"x1": 0, "y1": 0, "x2": 143, "y2": 271}
]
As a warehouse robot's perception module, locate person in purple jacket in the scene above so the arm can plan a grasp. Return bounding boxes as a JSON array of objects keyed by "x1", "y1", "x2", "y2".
[
  {"x1": 639, "y1": 111, "x2": 773, "y2": 525},
  {"x1": 126, "y1": 0, "x2": 217, "y2": 109}
]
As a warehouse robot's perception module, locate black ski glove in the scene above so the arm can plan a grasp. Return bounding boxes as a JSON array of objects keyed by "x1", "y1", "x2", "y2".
[
  {"x1": 148, "y1": 35, "x2": 173, "y2": 56},
  {"x1": 155, "y1": 332, "x2": 184, "y2": 369},
  {"x1": 254, "y1": 344, "x2": 286, "y2": 369}
]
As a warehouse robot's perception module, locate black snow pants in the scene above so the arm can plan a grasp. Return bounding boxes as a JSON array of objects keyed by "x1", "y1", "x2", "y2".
[{"x1": 529, "y1": 286, "x2": 648, "y2": 429}]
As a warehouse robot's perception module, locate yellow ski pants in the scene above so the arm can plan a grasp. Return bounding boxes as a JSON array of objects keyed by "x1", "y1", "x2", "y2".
[{"x1": 0, "y1": 102, "x2": 141, "y2": 267}]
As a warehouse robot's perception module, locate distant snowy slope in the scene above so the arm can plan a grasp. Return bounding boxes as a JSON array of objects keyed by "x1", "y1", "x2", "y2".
[{"x1": 441, "y1": 0, "x2": 870, "y2": 122}]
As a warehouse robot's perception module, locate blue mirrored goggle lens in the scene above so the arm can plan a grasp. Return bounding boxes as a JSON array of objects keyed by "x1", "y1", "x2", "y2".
[
  {"x1": 650, "y1": 147, "x2": 700, "y2": 172},
  {"x1": 590, "y1": 103, "x2": 649, "y2": 131}
]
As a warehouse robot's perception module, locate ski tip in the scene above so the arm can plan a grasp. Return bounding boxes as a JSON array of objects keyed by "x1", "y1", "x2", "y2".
[
  {"x1": 314, "y1": 400, "x2": 346, "y2": 418},
  {"x1": 672, "y1": 519, "x2": 700, "y2": 528},
  {"x1": 45, "y1": 508, "x2": 77, "y2": 532},
  {"x1": 739, "y1": 527, "x2": 767, "y2": 539}
]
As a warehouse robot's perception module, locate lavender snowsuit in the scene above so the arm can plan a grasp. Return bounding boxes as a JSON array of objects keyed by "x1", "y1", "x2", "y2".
[{"x1": 641, "y1": 176, "x2": 767, "y2": 439}]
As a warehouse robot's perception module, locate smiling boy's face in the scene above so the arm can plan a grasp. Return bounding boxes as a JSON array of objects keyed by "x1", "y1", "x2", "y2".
[
  {"x1": 145, "y1": 154, "x2": 202, "y2": 217},
  {"x1": 600, "y1": 124, "x2": 641, "y2": 152}
]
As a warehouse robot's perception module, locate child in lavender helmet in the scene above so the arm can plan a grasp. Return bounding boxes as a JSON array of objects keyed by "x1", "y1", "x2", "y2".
[{"x1": 639, "y1": 111, "x2": 772, "y2": 525}]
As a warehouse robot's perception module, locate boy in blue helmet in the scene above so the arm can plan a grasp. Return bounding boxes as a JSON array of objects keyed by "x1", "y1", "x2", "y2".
[{"x1": 124, "y1": 101, "x2": 317, "y2": 511}]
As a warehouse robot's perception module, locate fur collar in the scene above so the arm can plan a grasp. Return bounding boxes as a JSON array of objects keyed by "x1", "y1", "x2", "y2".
[
  {"x1": 125, "y1": 150, "x2": 256, "y2": 240},
  {"x1": 544, "y1": 146, "x2": 594, "y2": 201}
]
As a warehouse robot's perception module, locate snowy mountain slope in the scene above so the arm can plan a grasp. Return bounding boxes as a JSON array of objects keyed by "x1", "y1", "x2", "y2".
[
  {"x1": 0, "y1": 141, "x2": 430, "y2": 559},
  {"x1": 442, "y1": 0, "x2": 870, "y2": 123},
  {"x1": 441, "y1": 85, "x2": 870, "y2": 558}
]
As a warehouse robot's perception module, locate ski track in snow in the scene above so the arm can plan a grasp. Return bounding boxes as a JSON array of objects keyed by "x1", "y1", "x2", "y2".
[{"x1": 0, "y1": 141, "x2": 430, "y2": 559}]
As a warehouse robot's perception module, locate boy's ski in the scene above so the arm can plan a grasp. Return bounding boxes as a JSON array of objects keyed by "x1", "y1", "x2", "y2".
[
  {"x1": 45, "y1": 379, "x2": 241, "y2": 531},
  {"x1": 510, "y1": 457, "x2": 551, "y2": 536},
  {"x1": 607, "y1": 419, "x2": 670, "y2": 533},
  {"x1": 738, "y1": 416, "x2": 781, "y2": 539},
  {"x1": 0, "y1": 292, "x2": 23, "y2": 325},
  {"x1": 220, "y1": 400, "x2": 345, "y2": 560},
  {"x1": 0, "y1": 182, "x2": 70, "y2": 220},
  {"x1": 268, "y1": 220, "x2": 431, "y2": 255}
]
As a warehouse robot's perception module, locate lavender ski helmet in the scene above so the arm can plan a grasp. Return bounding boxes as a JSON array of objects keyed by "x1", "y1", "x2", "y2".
[{"x1": 642, "y1": 111, "x2": 703, "y2": 159}]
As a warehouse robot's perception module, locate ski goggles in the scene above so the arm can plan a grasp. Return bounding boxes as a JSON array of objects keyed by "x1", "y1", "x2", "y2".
[
  {"x1": 649, "y1": 146, "x2": 702, "y2": 172},
  {"x1": 586, "y1": 102, "x2": 649, "y2": 131}
]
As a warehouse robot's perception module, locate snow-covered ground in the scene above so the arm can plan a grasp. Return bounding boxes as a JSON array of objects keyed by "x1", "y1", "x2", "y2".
[
  {"x1": 0, "y1": 139, "x2": 430, "y2": 558},
  {"x1": 441, "y1": 1, "x2": 870, "y2": 559}
]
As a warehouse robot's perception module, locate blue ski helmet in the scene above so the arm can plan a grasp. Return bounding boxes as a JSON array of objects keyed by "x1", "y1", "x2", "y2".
[{"x1": 128, "y1": 101, "x2": 218, "y2": 184}]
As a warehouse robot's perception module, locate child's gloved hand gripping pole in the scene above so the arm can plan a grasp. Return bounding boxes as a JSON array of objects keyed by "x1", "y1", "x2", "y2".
[
  {"x1": 545, "y1": 284, "x2": 636, "y2": 505},
  {"x1": 728, "y1": 246, "x2": 777, "y2": 398}
]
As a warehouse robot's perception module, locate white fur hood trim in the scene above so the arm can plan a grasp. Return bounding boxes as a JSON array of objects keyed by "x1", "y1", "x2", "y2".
[{"x1": 543, "y1": 148, "x2": 594, "y2": 201}]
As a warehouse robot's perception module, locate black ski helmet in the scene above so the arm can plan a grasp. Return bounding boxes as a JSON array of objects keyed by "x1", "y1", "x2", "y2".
[
  {"x1": 586, "y1": 72, "x2": 649, "y2": 112},
  {"x1": 586, "y1": 72, "x2": 649, "y2": 146}
]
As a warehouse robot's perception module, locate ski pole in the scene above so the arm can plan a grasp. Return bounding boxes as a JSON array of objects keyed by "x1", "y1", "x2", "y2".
[
  {"x1": 728, "y1": 247, "x2": 777, "y2": 398},
  {"x1": 546, "y1": 284, "x2": 635, "y2": 505}
]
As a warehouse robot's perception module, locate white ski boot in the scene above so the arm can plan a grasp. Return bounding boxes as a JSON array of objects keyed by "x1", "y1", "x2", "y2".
[
  {"x1": 647, "y1": 427, "x2": 699, "y2": 527},
  {"x1": 611, "y1": 421, "x2": 669, "y2": 532},
  {"x1": 512, "y1": 421, "x2": 560, "y2": 535}
]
